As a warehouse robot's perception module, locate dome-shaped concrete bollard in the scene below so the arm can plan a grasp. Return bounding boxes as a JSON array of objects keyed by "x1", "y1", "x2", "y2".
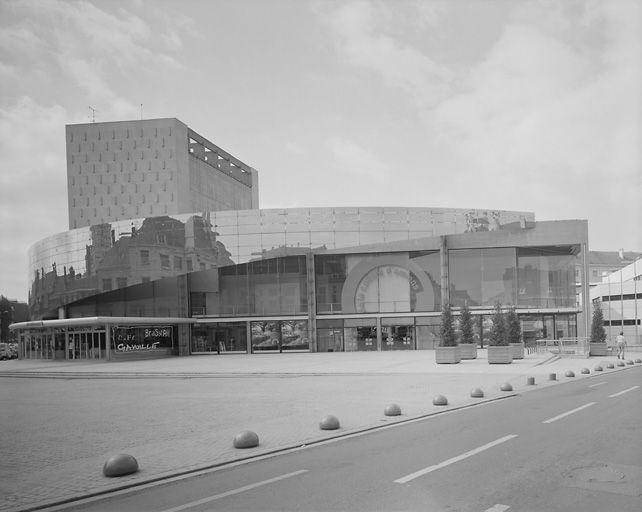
[
  {"x1": 470, "y1": 387, "x2": 484, "y2": 398},
  {"x1": 526, "y1": 377, "x2": 535, "y2": 386},
  {"x1": 606, "y1": 362, "x2": 614, "y2": 369},
  {"x1": 432, "y1": 394, "x2": 448, "y2": 406},
  {"x1": 565, "y1": 370, "x2": 575, "y2": 377},
  {"x1": 594, "y1": 365, "x2": 603, "y2": 371},
  {"x1": 500, "y1": 383, "x2": 513, "y2": 392},
  {"x1": 635, "y1": 358, "x2": 641, "y2": 364},
  {"x1": 103, "y1": 453, "x2": 139, "y2": 477},
  {"x1": 319, "y1": 415, "x2": 340, "y2": 430},
  {"x1": 616, "y1": 361, "x2": 625, "y2": 367},
  {"x1": 384, "y1": 403, "x2": 402, "y2": 416},
  {"x1": 626, "y1": 360, "x2": 634, "y2": 365},
  {"x1": 580, "y1": 368, "x2": 590, "y2": 374},
  {"x1": 233, "y1": 430, "x2": 259, "y2": 449},
  {"x1": 549, "y1": 373, "x2": 557, "y2": 381}
]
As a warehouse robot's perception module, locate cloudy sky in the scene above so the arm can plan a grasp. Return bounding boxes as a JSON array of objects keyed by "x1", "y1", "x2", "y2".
[{"x1": 0, "y1": 0, "x2": 640, "y2": 301}]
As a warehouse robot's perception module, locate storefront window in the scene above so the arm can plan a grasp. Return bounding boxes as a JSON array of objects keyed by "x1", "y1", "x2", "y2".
[
  {"x1": 251, "y1": 321, "x2": 280, "y2": 352},
  {"x1": 191, "y1": 322, "x2": 247, "y2": 353},
  {"x1": 250, "y1": 320, "x2": 308, "y2": 353}
]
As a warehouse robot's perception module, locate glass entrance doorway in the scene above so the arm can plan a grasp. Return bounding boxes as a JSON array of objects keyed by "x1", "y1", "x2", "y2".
[{"x1": 66, "y1": 329, "x2": 106, "y2": 360}]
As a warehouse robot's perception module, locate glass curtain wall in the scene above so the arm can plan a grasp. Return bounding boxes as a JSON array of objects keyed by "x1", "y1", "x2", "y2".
[
  {"x1": 449, "y1": 248, "x2": 516, "y2": 307},
  {"x1": 517, "y1": 247, "x2": 576, "y2": 308},
  {"x1": 208, "y1": 256, "x2": 308, "y2": 317},
  {"x1": 315, "y1": 251, "x2": 440, "y2": 314}
]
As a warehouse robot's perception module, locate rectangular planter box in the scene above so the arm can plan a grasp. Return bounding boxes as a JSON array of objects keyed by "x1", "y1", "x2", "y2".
[
  {"x1": 435, "y1": 345, "x2": 461, "y2": 364},
  {"x1": 589, "y1": 343, "x2": 608, "y2": 356},
  {"x1": 488, "y1": 345, "x2": 513, "y2": 364},
  {"x1": 459, "y1": 343, "x2": 477, "y2": 360},
  {"x1": 510, "y1": 342, "x2": 524, "y2": 359}
]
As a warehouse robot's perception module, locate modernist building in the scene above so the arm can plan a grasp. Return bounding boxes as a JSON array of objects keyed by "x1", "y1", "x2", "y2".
[{"x1": 12, "y1": 119, "x2": 591, "y2": 361}]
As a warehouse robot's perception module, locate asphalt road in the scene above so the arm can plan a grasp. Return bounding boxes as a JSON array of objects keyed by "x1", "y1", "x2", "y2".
[{"x1": 60, "y1": 366, "x2": 641, "y2": 512}]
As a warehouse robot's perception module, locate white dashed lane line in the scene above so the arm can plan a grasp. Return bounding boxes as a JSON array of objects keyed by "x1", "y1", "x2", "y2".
[
  {"x1": 159, "y1": 470, "x2": 309, "y2": 512},
  {"x1": 394, "y1": 435, "x2": 518, "y2": 484},
  {"x1": 484, "y1": 505, "x2": 510, "y2": 512},
  {"x1": 542, "y1": 402, "x2": 596, "y2": 424},
  {"x1": 608, "y1": 385, "x2": 639, "y2": 398},
  {"x1": 588, "y1": 381, "x2": 607, "y2": 388}
]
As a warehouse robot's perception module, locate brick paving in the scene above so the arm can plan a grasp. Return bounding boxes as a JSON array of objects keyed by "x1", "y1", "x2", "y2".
[{"x1": 0, "y1": 351, "x2": 634, "y2": 512}]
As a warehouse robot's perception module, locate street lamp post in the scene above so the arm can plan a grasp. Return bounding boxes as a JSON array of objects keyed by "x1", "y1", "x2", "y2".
[{"x1": 603, "y1": 272, "x2": 612, "y2": 343}]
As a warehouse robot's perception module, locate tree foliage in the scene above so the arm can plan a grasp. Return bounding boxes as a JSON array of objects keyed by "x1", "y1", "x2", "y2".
[
  {"x1": 506, "y1": 306, "x2": 522, "y2": 345},
  {"x1": 439, "y1": 303, "x2": 457, "y2": 347},
  {"x1": 459, "y1": 302, "x2": 475, "y2": 345},
  {"x1": 590, "y1": 302, "x2": 607, "y2": 343},
  {"x1": 488, "y1": 302, "x2": 508, "y2": 346}
]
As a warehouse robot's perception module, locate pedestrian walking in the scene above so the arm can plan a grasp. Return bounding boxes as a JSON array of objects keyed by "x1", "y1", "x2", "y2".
[{"x1": 615, "y1": 331, "x2": 626, "y2": 360}]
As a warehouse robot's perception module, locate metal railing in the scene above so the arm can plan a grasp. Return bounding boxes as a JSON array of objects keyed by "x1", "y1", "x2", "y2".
[{"x1": 534, "y1": 338, "x2": 589, "y2": 358}]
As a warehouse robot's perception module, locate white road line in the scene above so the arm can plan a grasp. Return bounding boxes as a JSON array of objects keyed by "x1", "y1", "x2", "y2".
[
  {"x1": 542, "y1": 402, "x2": 596, "y2": 424},
  {"x1": 588, "y1": 381, "x2": 607, "y2": 388},
  {"x1": 394, "y1": 434, "x2": 518, "y2": 484},
  {"x1": 484, "y1": 505, "x2": 510, "y2": 512},
  {"x1": 608, "y1": 385, "x2": 639, "y2": 398},
  {"x1": 159, "y1": 469, "x2": 309, "y2": 512}
]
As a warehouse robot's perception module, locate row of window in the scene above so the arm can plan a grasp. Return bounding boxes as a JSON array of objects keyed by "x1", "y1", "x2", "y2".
[
  {"x1": 139, "y1": 250, "x2": 208, "y2": 272},
  {"x1": 73, "y1": 190, "x2": 175, "y2": 206},
  {"x1": 601, "y1": 293, "x2": 642, "y2": 301},
  {"x1": 69, "y1": 126, "x2": 173, "y2": 143},
  {"x1": 71, "y1": 149, "x2": 174, "y2": 164}
]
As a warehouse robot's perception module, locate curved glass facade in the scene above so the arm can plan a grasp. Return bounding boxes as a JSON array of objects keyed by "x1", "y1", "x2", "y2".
[{"x1": 28, "y1": 207, "x2": 533, "y2": 318}]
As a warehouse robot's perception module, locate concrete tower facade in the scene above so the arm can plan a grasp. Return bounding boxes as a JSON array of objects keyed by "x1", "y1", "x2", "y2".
[{"x1": 65, "y1": 118, "x2": 258, "y2": 229}]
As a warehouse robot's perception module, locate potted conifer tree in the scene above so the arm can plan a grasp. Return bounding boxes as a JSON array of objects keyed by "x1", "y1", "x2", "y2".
[
  {"x1": 436, "y1": 303, "x2": 461, "y2": 364},
  {"x1": 458, "y1": 303, "x2": 477, "y2": 359},
  {"x1": 589, "y1": 302, "x2": 608, "y2": 356},
  {"x1": 487, "y1": 302, "x2": 512, "y2": 364},
  {"x1": 506, "y1": 306, "x2": 524, "y2": 359}
]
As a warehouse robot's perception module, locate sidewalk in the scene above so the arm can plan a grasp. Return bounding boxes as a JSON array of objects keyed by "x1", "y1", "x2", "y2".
[{"x1": 0, "y1": 350, "x2": 638, "y2": 512}]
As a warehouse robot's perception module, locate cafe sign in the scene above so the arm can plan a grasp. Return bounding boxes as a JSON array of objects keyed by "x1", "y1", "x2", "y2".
[{"x1": 114, "y1": 326, "x2": 173, "y2": 352}]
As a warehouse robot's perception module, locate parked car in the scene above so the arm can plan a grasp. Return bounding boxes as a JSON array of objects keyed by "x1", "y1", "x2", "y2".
[{"x1": 0, "y1": 343, "x2": 10, "y2": 360}]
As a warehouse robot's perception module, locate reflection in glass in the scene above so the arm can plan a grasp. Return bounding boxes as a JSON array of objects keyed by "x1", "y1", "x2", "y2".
[{"x1": 449, "y1": 248, "x2": 516, "y2": 307}]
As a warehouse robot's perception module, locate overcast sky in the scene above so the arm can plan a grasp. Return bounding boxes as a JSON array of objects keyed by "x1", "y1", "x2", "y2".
[{"x1": 0, "y1": 0, "x2": 640, "y2": 302}]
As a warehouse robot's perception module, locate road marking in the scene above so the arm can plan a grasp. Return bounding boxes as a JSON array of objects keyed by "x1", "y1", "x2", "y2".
[
  {"x1": 608, "y1": 385, "x2": 639, "y2": 398},
  {"x1": 394, "y1": 434, "x2": 518, "y2": 484},
  {"x1": 484, "y1": 505, "x2": 510, "y2": 512},
  {"x1": 159, "y1": 469, "x2": 309, "y2": 512},
  {"x1": 588, "y1": 381, "x2": 607, "y2": 388},
  {"x1": 542, "y1": 402, "x2": 596, "y2": 424}
]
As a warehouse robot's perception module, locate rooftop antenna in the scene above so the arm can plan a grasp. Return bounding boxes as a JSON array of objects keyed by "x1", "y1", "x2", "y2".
[
  {"x1": 88, "y1": 106, "x2": 97, "y2": 123},
  {"x1": 140, "y1": 103, "x2": 143, "y2": 120}
]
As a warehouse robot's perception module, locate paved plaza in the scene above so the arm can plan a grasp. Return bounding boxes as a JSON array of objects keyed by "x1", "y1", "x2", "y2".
[{"x1": 0, "y1": 350, "x2": 636, "y2": 512}]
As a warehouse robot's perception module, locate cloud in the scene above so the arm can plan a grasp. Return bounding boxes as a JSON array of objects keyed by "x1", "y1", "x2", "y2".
[
  {"x1": 0, "y1": 97, "x2": 69, "y2": 301},
  {"x1": 327, "y1": 136, "x2": 391, "y2": 184},
  {"x1": 319, "y1": 0, "x2": 453, "y2": 107},
  {"x1": 284, "y1": 141, "x2": 305, "y2": 155}
]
